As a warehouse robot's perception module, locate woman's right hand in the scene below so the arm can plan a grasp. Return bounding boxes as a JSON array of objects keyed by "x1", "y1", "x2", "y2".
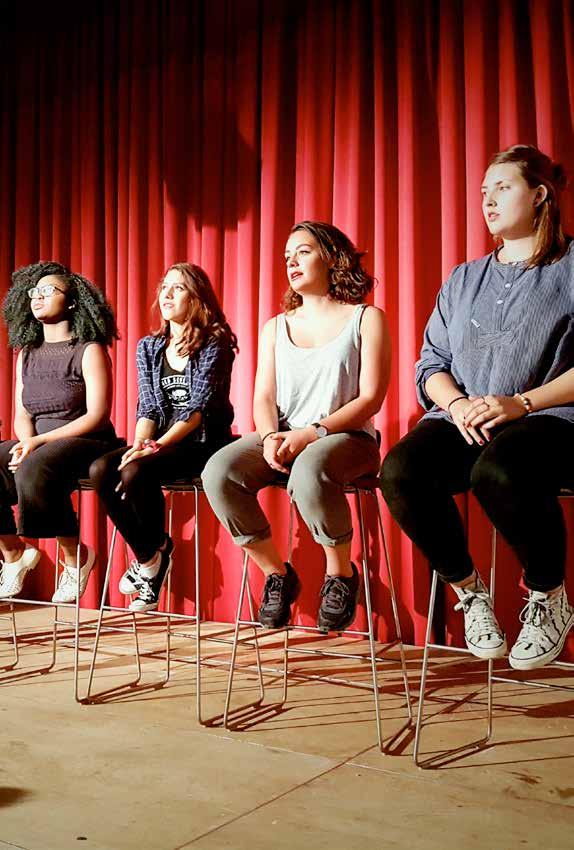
[
  {"x1": 118, "y1": 440, "x2": 145, "y2": 468},
  {"x1": 262, "y1": 433, "x2": 289, "y2": 473},
  {"x1": 449, "y1": 397, "x2": 487, "y2": 446}
]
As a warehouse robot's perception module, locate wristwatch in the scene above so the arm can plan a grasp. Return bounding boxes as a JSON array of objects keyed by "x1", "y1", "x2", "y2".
[{"x1": 311, "y1": 422, "x2": 329, "y2": 438}]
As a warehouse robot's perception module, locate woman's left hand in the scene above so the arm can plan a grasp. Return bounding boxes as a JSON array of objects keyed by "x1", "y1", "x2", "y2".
[
  {"x1": 8, "y1": 436, "x2": 42, "y2": 471},
  {"x1": 275, "y1": 427, "x2": 316, "y2": 464},
  {"x1": 463, "y1": 394, "x2": 527, "y2": 433},
  {"x1": 117, "y1": 445, "x2": 156, "y2": 471}
]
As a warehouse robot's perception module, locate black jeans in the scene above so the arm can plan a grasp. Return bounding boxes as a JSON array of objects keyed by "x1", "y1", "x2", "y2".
[
  {"x1": 379, "y1": 415, "x2": 574, "y2": 592},
  {"x1": 90, "y1": 440, "x2": 221, "y2": 563},
  {"x1": 0, "y1": 437, "x2": 120, "y2": 538}
]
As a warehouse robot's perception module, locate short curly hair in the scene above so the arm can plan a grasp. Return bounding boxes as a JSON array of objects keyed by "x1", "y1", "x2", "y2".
[
  {"x1": 3, "y1": 261, "x2": 119, "y2": 349},
  {"x1": 282, "y1": 221, "x2": 374, "y2": 312}
]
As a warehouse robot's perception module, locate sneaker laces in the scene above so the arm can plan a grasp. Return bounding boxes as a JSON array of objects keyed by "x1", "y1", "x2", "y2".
[
  {"x1": 454, "y1": 589, "x2": 498, "y2": 633},
  {"x1": 58, "y1": 565, "x2": 79, "y2": 590},
  {"x1": 136, "y1": 576, "x2": 156, "y2": 603},
  {"x1": 321, "y1": 576, "x2": 350, "y2": 607},
  {"x1": 262, "y1": 573, "x2": 285, "y2": 605}
]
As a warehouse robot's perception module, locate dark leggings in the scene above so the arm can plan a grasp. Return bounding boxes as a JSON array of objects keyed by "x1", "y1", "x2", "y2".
[
  {"x1": 379, "y1": 415, "x2": 574, "y2": 592},
  {"x1": 90, "y1": 441, "x2": 220, "y2": 563},
  {"x1": 0, "y1": 437, "x2": 119, "y2": 538}
]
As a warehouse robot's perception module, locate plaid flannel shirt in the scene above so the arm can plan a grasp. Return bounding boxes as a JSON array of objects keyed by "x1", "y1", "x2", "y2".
[{"x1": 136, "y1": 334, "x2": 235, "y2": 443}]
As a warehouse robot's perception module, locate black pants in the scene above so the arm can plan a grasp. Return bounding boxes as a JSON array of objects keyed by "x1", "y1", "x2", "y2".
[
  {"x1": 0, "y1": 437, "x2": 120, "y2": 539},
  {"x1": 379, "y1": 415, "x2": 574, "y2": 592},
  {"x1": 90, "y1": 441, "x2": 221, "y2": 563}
]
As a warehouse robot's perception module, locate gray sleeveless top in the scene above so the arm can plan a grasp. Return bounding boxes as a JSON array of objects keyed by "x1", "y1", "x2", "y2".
[
  {"x1": 275, "y1": 304, "x2": 376, "y2": 438},
  {"x1": 22, "y1": 340, "x2": 116, "y2": 439}
]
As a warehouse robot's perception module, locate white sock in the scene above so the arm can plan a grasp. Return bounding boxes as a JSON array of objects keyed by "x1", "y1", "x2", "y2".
[{"x1": 140, "y1": 552, "x2": 161, "y2": 578}]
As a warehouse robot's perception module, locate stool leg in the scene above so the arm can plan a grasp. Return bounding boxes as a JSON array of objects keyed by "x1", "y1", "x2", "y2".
[
  {"x1": 162, "y1": 492, "x2": 175, "y2": 685},
  {"x1": 413, "y1": 569, "x2": 438, "y2": 765},
  {"x1": 356, "y1": 491, "x2": 383, "y2": 751},
  {"x1": 194, "y1": 485, "x2": 203, "y2": 724},
  {"x1": 86, "y1": 524, "x2": 117, "y2": 699},
  {"x1": 0, "y1": 603, "x2": 19, "y2": 669},
  {"x1": 245, "y1": 572, "x2": 265, "y2": 700},
  {"x1": 375, "y1": 492, "x2": 412, "y2": 720},
  {"x1": 223, "y1": 550, "x2": 251, "y2": 727},
  {"x1": 73, "y1": 488, "x2": 83, "y2": 703}
]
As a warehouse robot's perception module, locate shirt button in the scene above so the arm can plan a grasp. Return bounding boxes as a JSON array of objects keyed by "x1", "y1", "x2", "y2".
[
  {"x1": 505, "y1": 283, "x2": 511, "y2": 288},
  {"x1": 496, "y1": 299, "x2": 503, "y2": 304}
]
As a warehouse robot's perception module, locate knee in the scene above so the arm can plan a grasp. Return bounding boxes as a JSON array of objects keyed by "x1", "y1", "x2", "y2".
[
  {"x1": 201, "y1": 450, "x2": 230, "y2": 501},
  {"x1": 89, "y1": 453, "x2": 117, "y2": 492},
  {"x1": 379, "y1": 443, "x2": 418, "y2": 499},
  {"x1": 288, "y1": 458, "x2": 325, "y2": 506},
  {"x1": 470, "y1": 455, "x2": 513, "y2": 502},
  {"x1": 14, "y1": 460, "x2": 48, "y2": 500}
]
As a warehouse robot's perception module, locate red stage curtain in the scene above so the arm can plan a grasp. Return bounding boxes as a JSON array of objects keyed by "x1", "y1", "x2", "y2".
[{"x1": 1, "y1": 0, "x2": 574, "y2": 655}]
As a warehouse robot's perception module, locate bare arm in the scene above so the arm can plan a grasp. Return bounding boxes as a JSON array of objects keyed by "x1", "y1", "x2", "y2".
[
  {"x1": 13, "y1": 351, "x2": 35, "y2": 440},
  {"x1": 253, "y1": 318, "x2": 279, "y2": 438}
]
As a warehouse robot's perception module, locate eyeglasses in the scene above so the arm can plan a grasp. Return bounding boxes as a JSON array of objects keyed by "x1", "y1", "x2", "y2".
[{"x1": 27, "y1": 284, "x2": 67, "y2": 299}]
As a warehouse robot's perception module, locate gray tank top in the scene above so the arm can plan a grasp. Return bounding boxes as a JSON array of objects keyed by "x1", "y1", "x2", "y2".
[
  {"x1": 275, "y1": 304, "x2": 375, "y2": 438},
  {"x1": 22, "y1": 340, "x2": 116, "y2": 439}
]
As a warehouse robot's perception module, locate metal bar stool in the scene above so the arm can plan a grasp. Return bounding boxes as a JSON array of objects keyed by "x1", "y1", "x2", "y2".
[
  {"x1": 0, "y1": 479, "x2": 97, "y2": 702},
  {"x1": 0, "y1": 602, "x2": 18, "y2": 670},
  {"x1": 85, "y1": 479, "x2": 205, "y2": 721},
  {"x1": 222, "y1": 477, "x2": 413, "y2": 751},
  {"x1": 413, "y1": 489, "x2": 574, "y2": 768}
]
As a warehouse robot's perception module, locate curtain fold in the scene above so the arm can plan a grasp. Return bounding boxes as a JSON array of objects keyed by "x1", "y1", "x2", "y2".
[{"x1": 1, "y1": 0, "x2": 573, "y2": 655}]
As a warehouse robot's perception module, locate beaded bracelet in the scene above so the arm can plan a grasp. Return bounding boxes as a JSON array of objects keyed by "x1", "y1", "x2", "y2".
[{"x1": 515, "y1": 393, "x2": 533, "y2": 414}]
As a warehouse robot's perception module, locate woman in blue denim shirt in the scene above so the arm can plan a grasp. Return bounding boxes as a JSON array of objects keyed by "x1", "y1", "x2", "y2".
[
  {"x1": 381, "y1": 145, "x2": 574, "y2": 671},
  {"x1": 91, "y1": 263, "x2": 237, "y2": 611}
]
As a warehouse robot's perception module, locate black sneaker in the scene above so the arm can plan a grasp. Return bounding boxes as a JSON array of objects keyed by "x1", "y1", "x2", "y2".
[
  {"x1": 258, "y1": 563, "x2": 301, "y2": 628},
  {"x1": 317, "y1": 563, "x2": 360, "y2": 633},
  {"x1": 129, "y1": 537, "x2": 174, "y2": 612}
]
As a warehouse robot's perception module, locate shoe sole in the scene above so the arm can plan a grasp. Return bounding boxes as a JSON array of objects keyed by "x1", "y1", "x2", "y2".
[
  {"x1": 465, "y1": 637, "x2": 508, "y2": 660},
  {"x1": 509, "y1": 612, "x2": 574, "y2": 671},
  {"x1": 257, "y1": 572, "x2": 302, "y2": 629}
]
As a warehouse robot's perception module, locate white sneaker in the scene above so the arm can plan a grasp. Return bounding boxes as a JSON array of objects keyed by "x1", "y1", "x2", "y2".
[
  {"x1": 453, "y1": 572, "x2": 507, "y2": 659},
  {"x1": 119, "y1": 560, "x2": 143, "y2": 595},
  {"x1": 0, "y1": 547, "x2": 41, "y2": 598},
  {"x1": 509, "y1": 585, "x2": 574, "y2": 671},
  {"x1": 52, "y1": 547, "x2": 96, "y2": 604}
]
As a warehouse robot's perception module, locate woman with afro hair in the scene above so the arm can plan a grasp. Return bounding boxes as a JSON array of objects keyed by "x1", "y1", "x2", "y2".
[
  {"x1": 202, "y1": 221, "x2": 390, "y2": 633},
  {"x1": 0, "y1": 261, "x2": 120, "y2": 602}
]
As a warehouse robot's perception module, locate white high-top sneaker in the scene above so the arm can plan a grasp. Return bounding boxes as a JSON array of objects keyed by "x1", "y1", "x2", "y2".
[
  {"x1": 453, "y1": 572, "x2": 507, "y2": 659},
  {"x1": 509, "y1": 585, "x2": 574, "y2": 671}
]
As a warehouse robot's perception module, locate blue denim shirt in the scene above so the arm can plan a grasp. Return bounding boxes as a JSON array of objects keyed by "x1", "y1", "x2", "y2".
[
  {"x1": 136, "y1": 334, "x2": 235, "y2": 443},
  {"x1": 416, "y1": 241, "x2": 574, "y2": 424}
]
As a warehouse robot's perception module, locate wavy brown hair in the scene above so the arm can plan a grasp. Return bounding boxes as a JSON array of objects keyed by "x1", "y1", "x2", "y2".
[
  {"x1": 488, "y1": 145, "x2": 570, "y2": 266},
  {"x1": 153, "y1": 262, "x2": 238, "y2": 357},
  {"x1": 282, "y1": 221, "x2": 374, "y2": 312}
]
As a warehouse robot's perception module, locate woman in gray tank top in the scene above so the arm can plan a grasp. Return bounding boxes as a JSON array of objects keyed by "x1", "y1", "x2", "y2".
[
  {"x1": 203, "y1": 221, "x2": 390, "y2": 632},
  {"x1": 0, "y1": 261, "x2": 119, "y2": 603}
]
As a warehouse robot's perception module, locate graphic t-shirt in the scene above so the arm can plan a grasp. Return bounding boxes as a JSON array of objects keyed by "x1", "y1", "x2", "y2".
[{"x1": 160, "y1": 352, "x2": 190, "y2": 428}]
